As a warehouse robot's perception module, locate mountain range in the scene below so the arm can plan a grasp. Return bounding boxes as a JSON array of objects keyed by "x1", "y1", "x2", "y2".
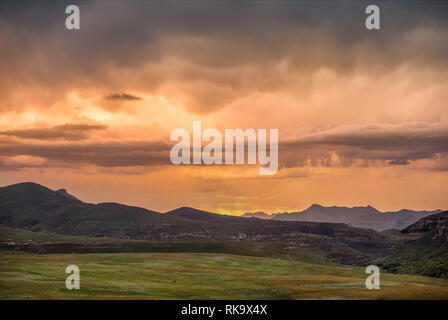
[
  {"x1": 0, "y1": 182, "x2": 400, "y2": 264},
  {"x1": 0, "y1": 182, "x2": 447, "y2": 278},
  {"x1": 242, "y1": 205, "x2": 442, "y2": 231}
]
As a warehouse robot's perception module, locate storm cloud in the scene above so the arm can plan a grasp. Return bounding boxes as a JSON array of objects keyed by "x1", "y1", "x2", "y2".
[
  {"x1": 0, "y1": 123, "x2": 107, "y2": 141},
  {"x1": 1, "y1": 122, "x2": 447, "y2": 171},
  {"x1": 0, "y1": 139, "x2": 172, "y2": 169},
  {"x1": 104, "y1": 93, "x2": 142, "y2": 101},
  {"x1": 280, "y1": 122, "x2": 448, "y2": 169},
  {"x1": 1, "y1": 0, "x2": 447, "y2": 114}
]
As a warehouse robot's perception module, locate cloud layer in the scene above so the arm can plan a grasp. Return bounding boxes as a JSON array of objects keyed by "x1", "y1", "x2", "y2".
[
  {"x1": 1, "y1": 1, "x2": 448, "y2": 114},
  {"x1": 0, "y1": 124, "x2": 107, "y2": 141}
]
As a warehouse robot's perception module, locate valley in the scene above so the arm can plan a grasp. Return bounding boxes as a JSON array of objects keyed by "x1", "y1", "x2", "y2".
[
  {"x1": 1, "y1": 182, "x2": 447, "y2": 299},
  {"x1": 2, "y1": 251, "x2": 448, "y2": 300}
]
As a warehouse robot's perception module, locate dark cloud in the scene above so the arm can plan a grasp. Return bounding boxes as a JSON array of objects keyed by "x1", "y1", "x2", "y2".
[
  {"x1": 1, "y1": 122, "x2": 447, "y2": 171},
  {"x1": 1, "y1": 1, "x2": 447, "y2": 114},
  {"x1": 388, "y1": 160, "x2": 410, "y2": 166},
  {"x1": 104, "y1": 93, "x2": 142, "y2": 101},
  {"x1": 0, "y1": 139, "x2": 172, "y2": 168},
  {"x1": 280, "y1": 122, "x2": 448, "y2": 169},
  {"x1": 0, "y1": 124, "x2": 107, "y2": 141},
  {"x1": 0, "y1": 155, "x2": 47, "y2": 171}
]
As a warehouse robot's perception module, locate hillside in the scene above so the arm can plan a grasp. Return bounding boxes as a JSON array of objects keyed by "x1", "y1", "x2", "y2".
[
  {"x1": 166, "y1": 207, "x2": 243, "y2": 222},
  {"x1": 0, "y1": 182, "x2": 397, "y2": 264},
  {"x1": 2, "y1": 182, "x2": 448, "y2": 278},
  {"x1": 0, "y1": 182, "x2": 203, "y2": 239},
  {"x1": 372, "y1": 211, "x2": 448, "y2": 278},
  {"x1": 55, "y1": 188, "x2": 80, "y2": 201}
]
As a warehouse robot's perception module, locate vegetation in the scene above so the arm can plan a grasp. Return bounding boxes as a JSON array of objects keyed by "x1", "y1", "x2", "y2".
[
  {"x1": 371, "y1": 212, "x2": 448, "y2": 279},
  {"x1": 1, "y1": 182, "x2": 447, "y2": 300},
  {"x1": 0, "y1": 226, "x2": 324, "y2": 263},
  {"x1": 1, "y1": 250, "x2": 448, "y2": 300},
  {"x1": 0, "y1": 183, "x2": 397, "y2": 265}
]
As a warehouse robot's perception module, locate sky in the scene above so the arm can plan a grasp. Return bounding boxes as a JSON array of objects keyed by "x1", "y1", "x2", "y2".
[{"x1": 1, "y1": 0, "x2": 448, "y2": 214}]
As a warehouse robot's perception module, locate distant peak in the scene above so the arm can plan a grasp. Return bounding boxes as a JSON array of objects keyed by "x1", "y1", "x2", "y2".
[
  {"x1": 241, "y1": 211, "x2": 272, "y2": 219},
  {"x1": 55, "y1": 188, "x2": 80, "y2": 201},
  {"x1": 9, "y1": 182, "x2": 44, "y2": 188},
  {"x1": 244, "y1": 211, "x2": 267, "y2": 215},
  {"x1": 165, "y1": 207, "x2": 212, "y2": 215},
  {"x1": 352, "y1": 205, "x2": 379, "y2": 211}
]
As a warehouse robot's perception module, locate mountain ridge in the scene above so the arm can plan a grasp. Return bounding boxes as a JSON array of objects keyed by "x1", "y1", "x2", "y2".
[
  {"x1": 56, "y1": 188, "x2": 80, "y2": 201},
  {"x1": 1, "y1": 182, "x2": 447, "y2": 277},
  {"x1": 0, "y1": 182, "x2": 399, "y2": 264},
  {"x1": 2, "y1": 182, "x2": 442, "y2": 232},
  {"x1": 242, "y1": 204, "x2": 442, "y2": 231},
  {"x1": 372, "y1": 212, "x2": 448, "y2": 278}
]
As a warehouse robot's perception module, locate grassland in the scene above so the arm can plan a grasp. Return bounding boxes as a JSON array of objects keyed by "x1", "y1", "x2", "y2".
[
  {"x1": 1, "y1": 184, "x2": 447, "y2": 299},
  {"x1": 1, "y1": 250, "x2": 448, "y2": 300}
]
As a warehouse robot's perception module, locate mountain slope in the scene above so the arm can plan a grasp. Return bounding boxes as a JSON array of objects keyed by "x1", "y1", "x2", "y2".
[
  {"x1": 0, "y1": 182, "x2": 397, "y2": 264},
  {"x1": 166, "y1": 207, "x2": 243, "y2": 222},
  {"x1": 56, "y1": 188, "x2": 80, "y2": 201},
  {"x1": 372, "y1": 211, "x2": 448, "y2": 278},
  {"x1": 0, "y1": 182, "x2": 201, "y2": 239}
]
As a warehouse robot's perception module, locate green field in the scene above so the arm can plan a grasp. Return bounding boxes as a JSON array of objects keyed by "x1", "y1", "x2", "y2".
[{"x1": 1, "y1": 250, "x2": 448, "y2": 300}]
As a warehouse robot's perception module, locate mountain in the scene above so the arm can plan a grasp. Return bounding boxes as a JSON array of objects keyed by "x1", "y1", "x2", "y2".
[
  {"x1": 166, "y1": 207, "x2": 243, "y2": 222},
  {"x1": 56, "y1": 188, "x2": 80, "y2": 201},
  {"x1": 241, "y1": 212, "x2": 273, "y2": 219},
  {"x1": 2, "y1": 182, "x2": 447, "y2": 278},
  {"x1": 372, "y1": 211, "x2": 448, "y2": 278},
  {"x1": 0, "y1": 182, "x2": 196, "y2": 239},
  {"x1": 401, "y1": 211, "x2": 448, "y2": 241},
  {"x1": 0, "y1": 182, "x2": 397, "y2": 264},
  {"x1": 243, "y1": 204, "x2": 442, "y2": 231}
]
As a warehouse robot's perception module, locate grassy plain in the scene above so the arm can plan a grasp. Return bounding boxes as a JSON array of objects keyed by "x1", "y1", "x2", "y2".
[{"x1": 1, "y1": 250, "x2": 448, "y2": 300}]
